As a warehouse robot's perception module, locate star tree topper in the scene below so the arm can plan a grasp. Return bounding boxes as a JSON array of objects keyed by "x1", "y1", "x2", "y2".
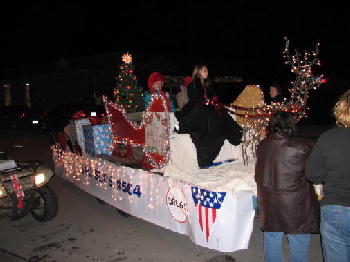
[{"x1": 122, "y1": 53, "x2": 132, "y2": 64}]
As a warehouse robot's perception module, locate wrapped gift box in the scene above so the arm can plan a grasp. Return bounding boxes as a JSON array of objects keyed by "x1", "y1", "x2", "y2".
[
  {"x1": 64, "y1": 118, "x2": 91, "y2": 154},
  {"x1": 83, "y1": 124, "x2": 112, "y2": 156}
]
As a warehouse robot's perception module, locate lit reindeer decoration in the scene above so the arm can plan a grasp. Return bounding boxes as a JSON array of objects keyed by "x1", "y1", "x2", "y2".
[{"x1": 228, "y1": 38, "x2": 324, "y2": 164}]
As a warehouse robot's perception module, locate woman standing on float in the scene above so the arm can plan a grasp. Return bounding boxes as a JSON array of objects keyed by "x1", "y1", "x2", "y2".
[{"x1": 175, "y1": 65, "x2": 242, "y2": 168}]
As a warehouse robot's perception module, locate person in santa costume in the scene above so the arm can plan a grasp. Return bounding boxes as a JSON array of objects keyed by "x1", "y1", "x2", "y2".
[{"x1": 143, "y1": 72, "x2": 176, "y2": 112}]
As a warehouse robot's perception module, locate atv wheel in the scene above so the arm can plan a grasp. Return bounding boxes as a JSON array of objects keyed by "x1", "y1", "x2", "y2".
[{"x1": 31, "y1": 185, "x2": 58, "y2": 221}]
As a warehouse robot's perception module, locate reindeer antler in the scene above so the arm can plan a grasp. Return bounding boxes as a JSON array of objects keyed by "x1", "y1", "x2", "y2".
[{"x1": 283, "y1": 38, "x2": 323, "y2": 120}]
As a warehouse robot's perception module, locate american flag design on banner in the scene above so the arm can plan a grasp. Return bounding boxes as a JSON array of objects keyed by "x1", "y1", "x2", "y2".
[{"x1": 191, "y1": 186, "x2": 226, "y2": 242}]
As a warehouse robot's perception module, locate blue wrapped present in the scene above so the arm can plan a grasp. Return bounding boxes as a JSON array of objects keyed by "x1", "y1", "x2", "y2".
[{"x1": 83, "y1": 124, "x2": 112, "y2": 155}]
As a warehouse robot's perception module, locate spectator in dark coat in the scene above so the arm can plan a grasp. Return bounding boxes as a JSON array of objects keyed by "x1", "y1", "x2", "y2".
[
  {"x1": 306, "y1": 89, "x2": 350, "y2": 262},
  {"x1": 255, "y1": 111, "x2": 320, "y2": 262}
]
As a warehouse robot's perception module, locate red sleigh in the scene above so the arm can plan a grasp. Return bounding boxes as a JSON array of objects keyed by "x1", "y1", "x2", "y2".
[{"x1": 103, "y1": 95, "x2": 170, "y2": 170}]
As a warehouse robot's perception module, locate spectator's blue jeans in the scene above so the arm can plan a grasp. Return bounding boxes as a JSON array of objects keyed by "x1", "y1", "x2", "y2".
[
  {"x1": 264, "y1": 232, "x2": 310, "y2": 262},
  {"x1": 321, "y1": 205, "x2": 350, "y2": 262}
]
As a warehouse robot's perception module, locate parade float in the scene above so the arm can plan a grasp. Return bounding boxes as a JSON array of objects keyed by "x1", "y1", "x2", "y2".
[{"x1": 52, "y1": 40, "x2": 324, "y2": 252}]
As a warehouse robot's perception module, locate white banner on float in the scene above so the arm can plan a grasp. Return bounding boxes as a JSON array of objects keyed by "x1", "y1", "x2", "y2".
[{"x1": 53, "y1": 150, "x2": 255, "y2": 252}]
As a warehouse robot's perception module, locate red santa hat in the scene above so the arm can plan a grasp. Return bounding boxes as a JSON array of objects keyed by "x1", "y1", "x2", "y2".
[
  {"x1": 183, "y1": 76, "x2": 192, "y2": 87},
  {"x1": 147, "y1": 72, "x2": 165, "y2": 92}
]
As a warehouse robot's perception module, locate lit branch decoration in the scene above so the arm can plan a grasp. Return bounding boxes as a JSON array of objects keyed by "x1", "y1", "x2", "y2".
[{"x1": 283, "y1": 38, "x2": 323, "y2": 121}]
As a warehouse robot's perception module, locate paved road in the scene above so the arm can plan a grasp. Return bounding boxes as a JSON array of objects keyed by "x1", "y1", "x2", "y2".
[{"x1": 0, "y1": 129, "x2": 324, "y2": 262}]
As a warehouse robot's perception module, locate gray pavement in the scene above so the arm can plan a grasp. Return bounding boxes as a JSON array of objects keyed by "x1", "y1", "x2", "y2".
[{"x1": 0, "y1": 129, "x2": 325, "y2": 261}]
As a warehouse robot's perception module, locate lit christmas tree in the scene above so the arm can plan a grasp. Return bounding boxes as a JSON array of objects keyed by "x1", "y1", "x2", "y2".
[{"x1": 114, "y1": 53, "x2": 144, "y2": 113}]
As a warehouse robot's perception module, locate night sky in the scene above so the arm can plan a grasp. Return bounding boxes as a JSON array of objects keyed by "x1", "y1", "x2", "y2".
[{"x1": 2, "y1": 1, "x2": 350, "y2": 106}]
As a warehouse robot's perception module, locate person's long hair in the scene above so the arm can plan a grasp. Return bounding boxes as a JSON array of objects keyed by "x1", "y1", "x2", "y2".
[
  {"x1": 192, "y1": 65, "x2": 207, "y2": 87},
  {"x1": 268, "y1": 111, "x2": 296, "y2": 138},
  {"x1": 334, "y1": 89, "x2": 350, "y2": 127}
]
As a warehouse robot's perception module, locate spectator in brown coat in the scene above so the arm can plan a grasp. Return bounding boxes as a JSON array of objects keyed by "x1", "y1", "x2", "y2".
[{"x1": 255, "y1": 111, "x2": 320, "y2": 262}]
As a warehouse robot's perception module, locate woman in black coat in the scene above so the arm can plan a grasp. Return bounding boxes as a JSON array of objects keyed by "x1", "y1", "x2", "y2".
[{"x1": 175, "y1": 65, "x2": 242, "y2": 168}]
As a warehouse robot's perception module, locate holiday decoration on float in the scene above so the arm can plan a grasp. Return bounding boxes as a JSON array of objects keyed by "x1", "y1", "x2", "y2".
[
  {"x1": 228, "y1": 38, "x2": 325, "y2": 164},
  {"x1": 230, "y1": 38, "x2": 324, "y2": 125},
  {"x1": 114, "y1": 53, "x2": 144, "y2": 113},
  {"x1": 231, "y1": 85, "x2": 265, "y2": 163},
  {"x1": 103, "y1": 94, "x2": 170, "y2": 170},
  {"x1": 83, "y1": 124, "x2": 113, "y2": 156}
]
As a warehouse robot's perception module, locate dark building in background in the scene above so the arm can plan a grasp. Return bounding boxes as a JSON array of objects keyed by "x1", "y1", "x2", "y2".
[{"x1": 0, "y1": 52, "x2": 122, "y2": 110}]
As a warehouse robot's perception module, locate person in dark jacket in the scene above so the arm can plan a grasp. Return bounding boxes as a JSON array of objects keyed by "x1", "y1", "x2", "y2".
[
  {"x1": 269, "y1": 84, "x2": 284, "y2": 104},
  {"x1": 255, "y1": 111, "x2": 320, "y2": 262},
  {"x1": 175, "y1": 65, "x2": 242, "y2": 168},
  {"x1": 306, "y1": 89, "x2": 350, "y2": 262}
]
